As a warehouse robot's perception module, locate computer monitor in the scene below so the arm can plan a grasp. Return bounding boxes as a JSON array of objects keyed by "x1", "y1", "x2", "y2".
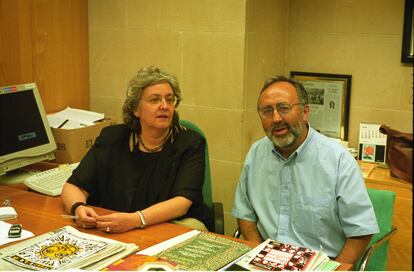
[{"x1": 0, "y1": 83, "x2": 57, "y2": 184}]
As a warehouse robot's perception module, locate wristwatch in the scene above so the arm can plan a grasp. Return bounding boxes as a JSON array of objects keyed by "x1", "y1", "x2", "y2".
[
  {"x1": 70, "y1": 202, "x2": 87, "y2": 216},
  {"x1": 136, "y1": 210, "x2": 147, "y2": 229}
]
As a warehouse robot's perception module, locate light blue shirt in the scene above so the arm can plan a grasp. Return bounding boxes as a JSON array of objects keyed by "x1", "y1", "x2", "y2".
[{"x1": 232, "y1": 127, "x2": 379, "y2": 257}]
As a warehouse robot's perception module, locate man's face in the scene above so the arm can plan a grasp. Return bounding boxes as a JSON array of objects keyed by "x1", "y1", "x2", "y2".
[{"x1": 258, "y1": 82, "x2": 309, "y2": 150}]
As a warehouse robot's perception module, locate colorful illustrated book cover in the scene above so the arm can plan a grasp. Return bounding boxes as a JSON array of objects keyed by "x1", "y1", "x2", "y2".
[
  {"x1": 2, "y1": 227, "x2": 121, "y2": 270},
  {"x1": 106, "y1": 254, "x2": 177, "y2": 271},
  {"x1": 249, "y1": 240, "x2": 317, "y2": 271}
]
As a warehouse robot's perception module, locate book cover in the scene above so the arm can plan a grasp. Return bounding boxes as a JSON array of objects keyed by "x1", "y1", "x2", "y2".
[
  {"x1": 106, "y1": 254, "x2": 177, "y2": 271},
  {"x1": 156, "y1": 232, "x2": 251, "y2": 271},
  {"x1": 249, "y1": 240, "x2": 317, "y2": 271},
  {"x1": 0, "y1": 226, "x2": 138, "y2": 271},
  {"x1": 230, "y1": 239, "x2": 339, "y2": 271}
]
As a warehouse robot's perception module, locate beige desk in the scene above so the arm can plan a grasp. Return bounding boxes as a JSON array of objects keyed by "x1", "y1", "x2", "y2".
[{"x1": 360, "y1": 161, "x2": 413, "y2": 271}]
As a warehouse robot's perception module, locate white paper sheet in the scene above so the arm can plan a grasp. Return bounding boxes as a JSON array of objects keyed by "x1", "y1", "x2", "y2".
[
  {"x1": 0, "y1": 207, "x2": 17, "y2": 220},
  {"x1": 47, "y1": 107, "x2": 104, "y2": 128},
  {"x1": 0, "y1": 221, "x2": 34, "y2": 246},
  {"x1": 137, "y1": 229, "x2": 200, "y2": 256}
]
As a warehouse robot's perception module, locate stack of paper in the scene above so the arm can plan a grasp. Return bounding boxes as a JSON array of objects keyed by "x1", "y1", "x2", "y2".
[
  {"x1": 47, "y1": 107, "x2": 105, "y2": 129},
  {"x1": 0, "y1": 207, "x2": 17, "y2": 220},
  {"x1": 0, "y1": 226, "x2": 138, "y2": 271}
]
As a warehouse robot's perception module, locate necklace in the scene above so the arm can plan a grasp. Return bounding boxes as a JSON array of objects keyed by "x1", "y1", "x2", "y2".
[{"x1": 138, "y1": 129, "x2": 171, "y2": 153}]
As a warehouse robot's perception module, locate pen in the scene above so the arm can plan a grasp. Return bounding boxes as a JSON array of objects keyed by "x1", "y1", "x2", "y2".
[
  {"x1": 61, "y1": 214, "x2": 78, "y2": 220},
  {"x1": 58, "y1": 119, "x2": 69, "y2": 128}
]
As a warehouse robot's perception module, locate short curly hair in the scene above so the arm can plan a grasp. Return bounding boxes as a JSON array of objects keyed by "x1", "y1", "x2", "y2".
[{"x1": 122, "y1": 66, "x2": 181, "y2": 130}]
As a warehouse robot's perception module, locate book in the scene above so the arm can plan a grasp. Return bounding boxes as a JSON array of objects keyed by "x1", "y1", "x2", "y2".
[
  {"x1": 0, "y1": 225, "x2": 138, "y2": 271},
  {"x1": 228, "y1": 239, "x2": 340, "y2": 271},
  {"x1": 106, "y1": 254, "x2": 177, "y2": 271},
  {"x1": 155, "y1": 232, "x2": 251, "y2": 271}
]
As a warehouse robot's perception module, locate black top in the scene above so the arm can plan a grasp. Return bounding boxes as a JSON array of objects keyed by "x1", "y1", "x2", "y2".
[{"x1": 68, "y1": 124, "x2": 213, "y2": 231}]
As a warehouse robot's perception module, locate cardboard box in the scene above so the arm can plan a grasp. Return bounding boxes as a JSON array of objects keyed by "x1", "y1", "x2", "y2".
[{"x1": 52, "y1": 117, "x2": 117, "y2": 163}]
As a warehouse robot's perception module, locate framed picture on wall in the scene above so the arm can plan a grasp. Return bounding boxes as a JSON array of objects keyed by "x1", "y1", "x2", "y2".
[
  {"x1": 401, "y1": 0, "x2": 414, "y2": 63},
  {"x1": 290, "y1": 71, "x2": 352, "y2": 141}
]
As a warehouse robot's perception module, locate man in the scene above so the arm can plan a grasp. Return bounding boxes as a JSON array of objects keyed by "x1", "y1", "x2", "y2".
[{"x1": 232, "y1": 76, "x2": 379, "y2": 265}]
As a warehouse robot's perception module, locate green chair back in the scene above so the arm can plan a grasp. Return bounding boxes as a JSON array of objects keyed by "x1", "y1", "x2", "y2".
[
  {"x1": 179, "y1": 119, "x2": 213, "y2": 208},
  {"x1": 355, "y1": 188, "x2": 396, "y2": 271}
]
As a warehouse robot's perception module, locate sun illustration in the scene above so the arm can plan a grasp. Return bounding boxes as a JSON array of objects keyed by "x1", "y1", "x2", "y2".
[{"x1": 39, "y1": 242, "x2": 79, "y2": 260}]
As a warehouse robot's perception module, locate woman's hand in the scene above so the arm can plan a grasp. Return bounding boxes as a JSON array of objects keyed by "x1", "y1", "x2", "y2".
[
  {"x1": 95, "y1": 212, "x2": 140, "y2": 233},
  {"x1": 74, "y1": 205, "x2": 98, "y2": 229}
]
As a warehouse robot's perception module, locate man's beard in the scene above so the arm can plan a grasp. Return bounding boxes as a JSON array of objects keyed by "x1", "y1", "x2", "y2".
[{"x1": 266, "y1": 118, "x2": 304, "y2": 148}]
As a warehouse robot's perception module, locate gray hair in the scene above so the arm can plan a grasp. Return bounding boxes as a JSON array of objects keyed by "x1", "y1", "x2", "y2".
[
  {"x1": 257, "y1": 75, "x2": 309, "y2": 111},
  {"x1": 122, "y1": 66, "x2": 182, "y2": 130}
]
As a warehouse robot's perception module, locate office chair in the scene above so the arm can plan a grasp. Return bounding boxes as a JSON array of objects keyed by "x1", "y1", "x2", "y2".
[
  {"x1": 355, "y1": 188, "x2": 397, "y2": 271},
  {"x1": 232, "y1": 188, "x2": 397, "y2": 271},
  {"x1": 179, "y1": 119, "x2": 224, "y2": 234}
]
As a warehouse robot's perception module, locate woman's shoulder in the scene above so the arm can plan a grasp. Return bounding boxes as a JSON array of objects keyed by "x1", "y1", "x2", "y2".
[
  {"x1": 96, "y1": 124, "x2": 131, "y2": 144},
  {"x1": 173, "y1": 124, "x2": 205, "y2": 147}
]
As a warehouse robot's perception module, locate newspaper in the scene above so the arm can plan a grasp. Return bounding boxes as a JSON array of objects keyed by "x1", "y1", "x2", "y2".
[
  {"x1": 0, "y1": 226, "x2": 138, "y2": 271},
  {"x1": 302, "y1": 80, "x2": 343, "y2": 138}
]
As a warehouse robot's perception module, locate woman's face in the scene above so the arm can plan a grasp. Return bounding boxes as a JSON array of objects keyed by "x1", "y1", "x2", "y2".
[{"x1": 133, "y1": 82, "x2": 175, "y2": 131}]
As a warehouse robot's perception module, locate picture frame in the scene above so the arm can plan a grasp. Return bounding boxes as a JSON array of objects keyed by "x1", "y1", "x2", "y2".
[
  {"x1": 290, "y1": 71, "x2": 352, "y2": 141},
  {"x1": 401, "y1": 0, "x2": 414, "y2": 64}
]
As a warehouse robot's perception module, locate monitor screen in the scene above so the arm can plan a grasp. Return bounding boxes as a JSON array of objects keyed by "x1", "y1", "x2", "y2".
[{"x1": 0, "y1": 83, "x2": 56, "y2": 184}]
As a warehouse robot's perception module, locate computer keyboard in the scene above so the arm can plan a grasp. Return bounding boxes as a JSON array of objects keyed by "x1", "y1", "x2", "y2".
[{"x1": 24, "y1": 162, "x2": 80, "y2": 196}]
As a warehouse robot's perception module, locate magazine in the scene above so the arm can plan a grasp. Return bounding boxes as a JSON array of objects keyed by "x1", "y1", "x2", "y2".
[
  {"x1": 155, "y1": 232, "x2": 251, "y2": 270},
  {"x1": 227, "y1": 239, "x2": 340, "y2": 271},
  {"x1": 0, "y1": 226, "x2": 138, "y2": 271}
]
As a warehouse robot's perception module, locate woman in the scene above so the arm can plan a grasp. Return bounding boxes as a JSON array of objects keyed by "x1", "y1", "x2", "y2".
[{"x1": 61, "y1": 66, "x2": 212, "y2": 233}]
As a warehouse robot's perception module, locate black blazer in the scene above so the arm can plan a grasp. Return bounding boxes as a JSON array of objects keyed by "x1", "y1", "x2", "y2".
[{"x1": 68, "y1": 124, "x2": 213, "y2": 230}]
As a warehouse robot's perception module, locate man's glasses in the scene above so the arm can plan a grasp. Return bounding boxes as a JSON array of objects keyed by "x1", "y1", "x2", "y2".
[
  {"x1": 145, "y1": 95, "x2": 177, "y2": 106},
  {"x1": 258, "y1": 102, "x2": 302, "y2": 118}
]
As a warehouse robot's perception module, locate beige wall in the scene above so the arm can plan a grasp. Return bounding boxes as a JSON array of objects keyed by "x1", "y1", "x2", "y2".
[
  {"x1": 286, "y1": 0, "x2": 413, "y2": 148},
  {"x1": 88, "y1": 0, "x2": 413, "y2": 236},
  {"x1": 88, "y1": 0, "x2": 250, "y2": 235}
]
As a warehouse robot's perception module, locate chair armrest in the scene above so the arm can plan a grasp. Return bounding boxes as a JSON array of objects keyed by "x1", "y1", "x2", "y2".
[
  {"x1": 358, "y1": 225, "x2": 397, "y2": 271},
  {"x1": 212, "y1": 202, "x2": 224, "y2": 234},
  {"x1": 233, "y1": 228, "x2": 241, "y2": 238}
]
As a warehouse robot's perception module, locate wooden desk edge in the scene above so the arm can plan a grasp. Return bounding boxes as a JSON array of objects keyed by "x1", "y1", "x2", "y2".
[{"x1": 0, "y1": 185, "x2": 353, "y2": 271}]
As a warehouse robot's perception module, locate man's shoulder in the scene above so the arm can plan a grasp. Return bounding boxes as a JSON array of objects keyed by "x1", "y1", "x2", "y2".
[
  {"x1": 309, "y1": 128, "x2": 347, "y2": 154},
  {"x1": 307, "y1": 128, "x2": 356, "y2": 166}
]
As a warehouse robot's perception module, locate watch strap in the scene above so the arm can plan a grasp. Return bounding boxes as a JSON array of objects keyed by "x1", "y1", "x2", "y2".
[{"x1": 70, "y1": 202, "x2": 86, "y2": 215}]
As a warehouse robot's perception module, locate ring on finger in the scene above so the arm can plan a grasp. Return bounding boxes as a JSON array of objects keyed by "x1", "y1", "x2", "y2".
[{"x1": 106, "y1": 226, "x2": 110, "y2": 233}]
